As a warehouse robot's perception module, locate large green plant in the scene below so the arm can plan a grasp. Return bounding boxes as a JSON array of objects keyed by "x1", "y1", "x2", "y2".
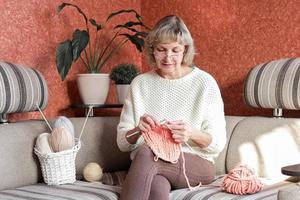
[{"x1": 56, "y1": 2, "x2": 148, "y2": 80}]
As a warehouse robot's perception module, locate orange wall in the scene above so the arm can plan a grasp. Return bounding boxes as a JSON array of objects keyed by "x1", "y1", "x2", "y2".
[
  {"x1": 1, "y1": 0, "x2": 300, "y2": 121},
  {"x1": 0, "y1": 0, "x2": 142, "y2": 121},
  {"x1": 142, "y1": 0, "x2": 300, "y2": 117}
]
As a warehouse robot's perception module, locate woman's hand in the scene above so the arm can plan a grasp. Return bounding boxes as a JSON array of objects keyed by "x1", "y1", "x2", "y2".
[
  {"x1": 138, "y1": 114, "x2": 160, "y2": 132},
  {"x1": 166, "y1": 120, "x2": 193, "y2": 144}
]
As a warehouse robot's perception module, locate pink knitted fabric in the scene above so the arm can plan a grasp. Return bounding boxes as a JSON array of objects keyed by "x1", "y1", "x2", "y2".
[
  {"x1": 222, "y1": 165, "x2": 263, "y2": 195},
  {"x1": 142, "y1": 125, "x2": 201, "y2": 190},
  {"x1": 142, "y1": 125, "x2": 181, "y2": 163}
]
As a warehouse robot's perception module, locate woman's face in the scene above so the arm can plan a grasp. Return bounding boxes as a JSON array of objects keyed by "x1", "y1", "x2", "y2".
[{"x1": 153, "y1": 41, "x2": 185, "y2": 77}]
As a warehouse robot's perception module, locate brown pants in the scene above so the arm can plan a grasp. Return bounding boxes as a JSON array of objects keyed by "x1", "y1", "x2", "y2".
[{"x1": 120, "y1": 145, "x2": 215, "y2": 200}]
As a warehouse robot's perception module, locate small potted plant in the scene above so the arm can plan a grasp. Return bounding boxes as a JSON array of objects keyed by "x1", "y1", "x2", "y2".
[
  {"x1": 56, "y1": 3, "x2": 148, "y2": 104},
  {"x1": 109, "y1": 63, "x2": 139, "y2": 104}
]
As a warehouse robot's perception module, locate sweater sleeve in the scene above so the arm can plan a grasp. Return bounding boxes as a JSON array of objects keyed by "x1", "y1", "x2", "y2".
[
  {"x1": 200, "y1": 78, "x2": 227, "y2": 156},
  {"x1": 117, "y1": 85, "x2": 143, "y2": 152}
]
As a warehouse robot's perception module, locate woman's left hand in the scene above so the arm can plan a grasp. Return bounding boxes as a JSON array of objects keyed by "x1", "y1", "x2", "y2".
[{"x1": 166, "y1": 120, "x2": 193, "y2": 144}]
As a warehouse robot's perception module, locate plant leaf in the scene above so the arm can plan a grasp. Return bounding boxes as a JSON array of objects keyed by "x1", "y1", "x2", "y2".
[
  {"x1": 57, "y1": 3, "x2": 67, "y2": 13},
  {"x1": 114, "y1": 21, "x2": 143, "y2": 29},
  {"x1": 106, "y1": 9, "x2": 142, "y2": 22},
  {"x1": 56, "y1": 40, "x2": 73, "y2": 80},
  {"x1": 136, "y1": 31, "x2": 148, "y2": 38},
  {"x1": 120, "y1": 33, "x2": 144, "y2": 52},
  {"x1": 71, "y1": 29, "x2": 89, "y2": 61},
  {"x1": 89, "y1": 18, "x2": 102, "y2": 31},
  {"x1": 57, "y1": 3, "x2": 89, "y2": 28}
]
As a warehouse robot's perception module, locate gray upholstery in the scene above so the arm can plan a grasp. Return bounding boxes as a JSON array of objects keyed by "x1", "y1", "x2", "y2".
[
  {"x1": 244, "y1": 57, "x2": 300, "y2": 110},
  {"x1": 277, "y1": 183, "x2": 300, "y2": 200},
  {"x1": 0, "y1": 61, "x2": 48, "y2": 114},
  {"x1": 0, "y1": 180, "x2": 294, "y2": 200},
  {"x1": 0, "y1": 117, "x2": 130, "y2": 191},
  {"x1": 226, "y1": 116, "x2": 300, "y2": 181},
  {"x1": 214, "y1": 116, "x2": 245, "y2": 175},
  {"x1": 0, "y1": 116, "x2": 299, "y2": 199}
]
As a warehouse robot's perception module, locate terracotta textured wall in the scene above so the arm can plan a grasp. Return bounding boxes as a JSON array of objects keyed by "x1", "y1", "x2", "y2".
[
  {"x1": 0, "y1": 0, "x2": 142, "y2": 121},
  {"x1": 142, "y1": 0, "x2": 300, "y2": 117},
  {"x1": 1, "y1": 0, "x2": 300, "y2": 121}
]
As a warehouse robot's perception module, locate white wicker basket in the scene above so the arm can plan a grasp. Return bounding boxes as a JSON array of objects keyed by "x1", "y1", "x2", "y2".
[{"x1": 34, "y1": 140, "x2": 81, "y2": 185}]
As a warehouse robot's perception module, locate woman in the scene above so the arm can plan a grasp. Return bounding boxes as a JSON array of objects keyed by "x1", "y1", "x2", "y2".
[{"x1": 117, "y1": 15, "x2": 226, "y2": 200}]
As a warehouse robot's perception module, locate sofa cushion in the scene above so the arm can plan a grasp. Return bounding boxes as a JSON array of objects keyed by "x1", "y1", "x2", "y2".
[
  {"x1": 0, "y1": 117, "x2": 130, "y2": 191},
  {"x1": 0, "y1": 181, "x2": 121, "y2": 200},
  {"x1": 226, "y1": 117, "x2": 300, "y2": 181},
  {"x1": 102, "y1": 171, "x2": 127, "y2": 186},
  {"x1": 0, "y1": 180, "x2": 294, "y2": 200},
  {"x1": 0, "y1": 61, "x2": 48, "y2": 114},
  {"x1": 169, "y1": 181, "x2": 294, "y2": 200},
  {"x1": 214, "y1": 116, "x2": 245, "y2": 175},
  {"x1": 277, "y1": 184, "x2": 300, "y2": 200},
  {"x1": 244, "y1": 57, "x2": 300, "y2": 109}
]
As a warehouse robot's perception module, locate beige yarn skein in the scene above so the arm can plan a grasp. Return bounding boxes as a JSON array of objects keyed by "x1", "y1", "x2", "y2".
[
  {"x1": 83, "y1": 162, "x2": 103, "y2": 182},
  {"x1": 49, "y1": 126, "x2": 74, "y2": 152}
]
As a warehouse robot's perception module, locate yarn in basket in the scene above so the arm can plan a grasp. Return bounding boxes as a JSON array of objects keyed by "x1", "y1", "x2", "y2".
[
  {"x1": 48, "y1": 126, "x2": 74, "y2": 152},
  {"x1": 222, "y1": 164, "x2": 263, "y2": 195},
  {"x1": 53, "y1": 116, "x2": 75, "y2": 136},
  {"x1": 35, "y1": 133, "x2": 53, "y2": 154}
]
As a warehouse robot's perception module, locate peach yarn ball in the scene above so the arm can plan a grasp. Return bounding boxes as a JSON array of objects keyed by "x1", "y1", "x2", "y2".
[
  {"x1": 83, "y1": 162, "x2": 103, "y2": 182},
  {"x1": 222, "y1": 165, "x2": 263, "y2": 195},
  {"x1": 48, "y1": 127, "x2": 74, "y2": 152}
]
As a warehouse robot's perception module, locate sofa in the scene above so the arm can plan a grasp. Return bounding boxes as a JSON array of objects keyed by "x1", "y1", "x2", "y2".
[
  {"x1": 0, "y1": 59, "x2": 300, "y2": 200},
  {"x1": 0, "y1": 115, "x2": 299, "y2": 200}
]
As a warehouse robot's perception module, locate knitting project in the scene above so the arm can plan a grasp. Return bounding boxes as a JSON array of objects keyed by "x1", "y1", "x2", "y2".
[
  {"x1": 142, "y1": 125, "x2": 180, "y2": 163},
  {"x1": 222, "y1": 164, "x2": 263, "y2": 195},
  {"x1": 142, "y1": 124, "x2": 201, "y2": 190}
]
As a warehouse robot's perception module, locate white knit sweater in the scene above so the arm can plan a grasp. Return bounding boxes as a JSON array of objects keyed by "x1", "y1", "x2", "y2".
[{"x1": 117, "y1": 67, "x2": 226, "y2": 162}]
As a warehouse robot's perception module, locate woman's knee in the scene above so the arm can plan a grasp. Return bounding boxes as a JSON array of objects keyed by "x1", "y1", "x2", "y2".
[
  {"x1": 149, "y1": 175, "x2": 170, "y2": 200},
  {"x1": 135, "y1": 145, "x2": 154, "y2": 159}
]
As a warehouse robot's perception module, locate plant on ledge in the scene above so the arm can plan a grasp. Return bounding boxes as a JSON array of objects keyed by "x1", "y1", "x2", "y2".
[
  {"x1": 109, "y1": 63, "x2": 139, "y2": 84},
  {"x1": 56, "y1": 2, "x2": 149, "y2": 80}
]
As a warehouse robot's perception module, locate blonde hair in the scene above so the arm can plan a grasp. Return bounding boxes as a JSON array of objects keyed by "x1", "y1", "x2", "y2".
[{"x1": 145, "y1": 15, "x2": 195, "y2": 66}]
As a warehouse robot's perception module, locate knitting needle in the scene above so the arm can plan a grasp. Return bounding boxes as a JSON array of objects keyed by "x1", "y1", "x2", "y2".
[
  {"x1": 36, "y1": 103, "x2": 53, "y2": 131},
  {"x1": 126, "y1": 119, "x2": 167, "y2": 138},
  {"x1": 78, "y1": 106, "x2": 93, "y2": 141}
]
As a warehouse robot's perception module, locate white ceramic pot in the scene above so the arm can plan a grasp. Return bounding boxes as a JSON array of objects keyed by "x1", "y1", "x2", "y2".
[
  {"x1": 116, "y1": 84, "x2": 130, "y2": 104},
  {"x1": 77, "y1": 73, "x2": 110, "y2": 104}
]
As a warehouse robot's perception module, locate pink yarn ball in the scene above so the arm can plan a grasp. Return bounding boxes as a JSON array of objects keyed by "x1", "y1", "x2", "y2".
[{"x1": 222, "y1": 165, "x2": 263, "y2": 195}]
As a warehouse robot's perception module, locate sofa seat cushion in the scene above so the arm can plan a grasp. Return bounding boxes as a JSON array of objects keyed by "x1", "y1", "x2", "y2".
[
  {"x1": 0, "y1": 180, "x2": 295, "y2": 200},
  {"x1": 0, "y1": 181, "x2": 121, "y2": 200},
  {"x1": 169, "y1": 181, "x2": 294, "y2": 200}
]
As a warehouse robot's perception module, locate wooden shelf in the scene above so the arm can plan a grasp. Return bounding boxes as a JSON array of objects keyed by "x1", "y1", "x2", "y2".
[{"x1": 70, "y1": 104, "x2": 123, "y2": 116}]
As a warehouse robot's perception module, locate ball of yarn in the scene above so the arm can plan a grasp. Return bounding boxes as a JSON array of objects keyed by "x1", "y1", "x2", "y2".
[
  {"x1": 83, "y1": 162, "x2": 103, "y2": 182},
  {"x1": 53, "y1": 116, "x2": 75, "y2": 136},
  {"x1": 222, "y1": 165, "x2": 263, "y2": 195},
  {"x1": 48, "y1": 127, "x2": 74, "y2": 152},
  {"x1": 35, "y1": 133, "x2": 53, "y2": 154}
]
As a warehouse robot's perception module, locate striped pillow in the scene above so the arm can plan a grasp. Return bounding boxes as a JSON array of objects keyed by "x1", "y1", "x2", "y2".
[
  {"x1": 0, "y1": 61, "x2": 48, "y2": 114},
  {"x1": 102, "y1": 171, "x2": 127, "y2": 186},
  {"x1": 244, "y1": 57, "x2": 300, "y2": 109}
]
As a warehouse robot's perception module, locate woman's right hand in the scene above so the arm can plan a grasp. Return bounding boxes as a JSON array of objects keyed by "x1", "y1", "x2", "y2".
[{"x1": 138, "y1": 114, "x2": 160, "y2": 132}]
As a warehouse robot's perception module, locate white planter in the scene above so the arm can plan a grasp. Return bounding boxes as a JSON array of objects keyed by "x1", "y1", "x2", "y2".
[
  {"x1": 77, "y1": 73, "x2": 109, "y2": 104},
  {"x1": 116, "y1": 84, "x2": 130, "y2": 104}
]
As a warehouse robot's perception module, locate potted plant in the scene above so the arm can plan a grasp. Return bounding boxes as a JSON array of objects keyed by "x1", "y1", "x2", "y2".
[
  {"x1": 56, "y1": 2, "x2": 148, "y2": 104},
  {"x1": 109, "y1": 63, "x2": 139, "y2": 104}
]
